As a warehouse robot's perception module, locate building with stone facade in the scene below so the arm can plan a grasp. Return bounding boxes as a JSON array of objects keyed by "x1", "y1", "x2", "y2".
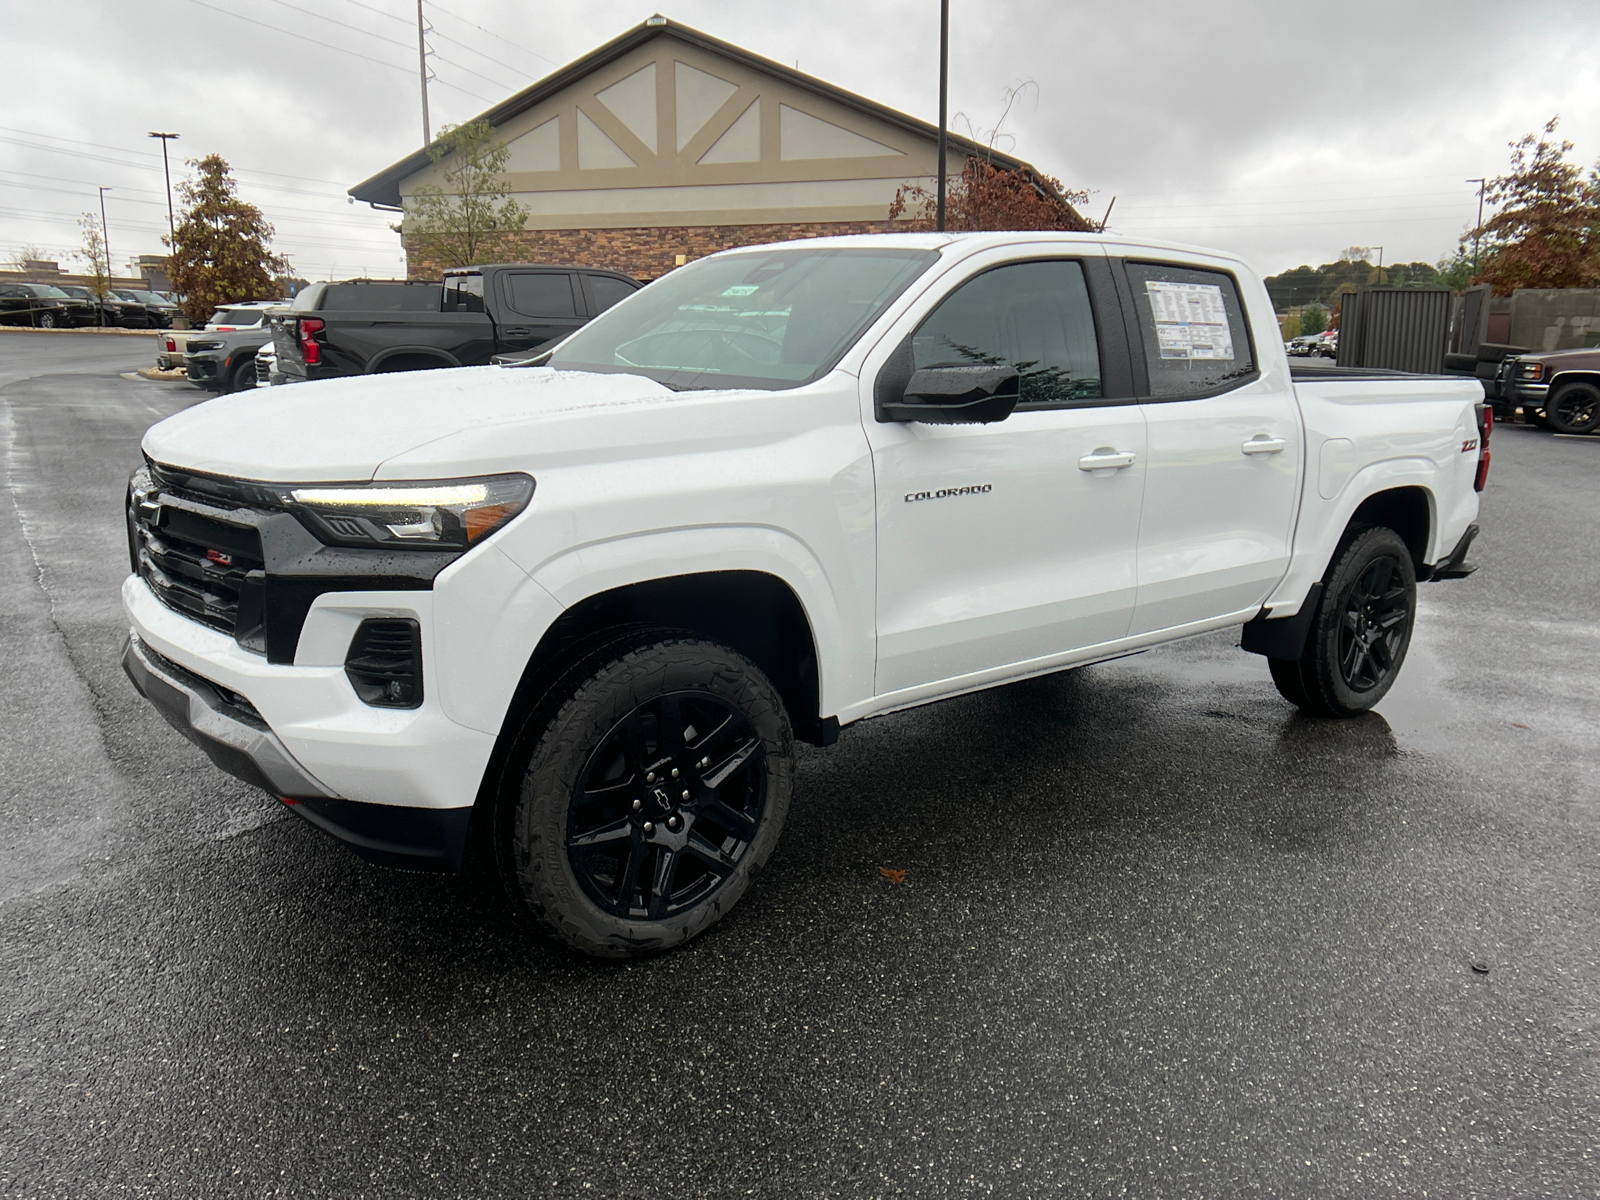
[{"x1": 350, "y1": 16, "x2": 1080, "y2": 281}]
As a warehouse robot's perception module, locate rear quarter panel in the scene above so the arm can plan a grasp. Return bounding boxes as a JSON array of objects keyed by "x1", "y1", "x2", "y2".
[{"x1": 1265, "y1": 374, "x2": 1483, "y2": 614}]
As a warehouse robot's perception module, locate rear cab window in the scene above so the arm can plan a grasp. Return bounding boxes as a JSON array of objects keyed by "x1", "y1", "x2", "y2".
[{"x1": 1122, "y1": 261, "x2": 1256, "y2": 398}]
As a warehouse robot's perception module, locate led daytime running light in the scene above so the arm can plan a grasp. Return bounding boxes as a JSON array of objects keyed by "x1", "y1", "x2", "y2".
[{"x1": 289, "y1": 483, "x2": 490, "y2": 507}]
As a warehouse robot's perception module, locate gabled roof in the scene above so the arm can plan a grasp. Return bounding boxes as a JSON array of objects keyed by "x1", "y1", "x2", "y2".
[{"x1": 349, "y1": 15, "x2": 1036, "y2": 208}]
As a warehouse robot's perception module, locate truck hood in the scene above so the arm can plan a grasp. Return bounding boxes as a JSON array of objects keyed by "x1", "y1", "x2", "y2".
[{"x1": 142, "y1": 366, "x2": 679, "y2": 482}]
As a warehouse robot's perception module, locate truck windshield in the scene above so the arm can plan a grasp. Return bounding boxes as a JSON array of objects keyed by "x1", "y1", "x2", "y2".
[{"x1": 546, "y1": 247, "x2": 938, "y2": 390}]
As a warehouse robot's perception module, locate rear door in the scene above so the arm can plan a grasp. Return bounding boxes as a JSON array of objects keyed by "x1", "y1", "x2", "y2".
[
  {"x1": 864, "y1": 247, "x2": 1147, "y2": 697},
  {"x1": 496, "y1": 270, "x2": 587, "y2": 353},
  {"x1": 1112, "y1": 256, "x2": 1302, "y2": 635}
]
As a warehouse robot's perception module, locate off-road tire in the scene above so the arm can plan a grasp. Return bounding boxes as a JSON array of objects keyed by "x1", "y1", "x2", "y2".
[
  {"x1": 229, "y1": 359, "x2": 257, "y2": 394},
  {"x1": 500, "y1": 634, "x2": 793, "y2": 959},
  {"x1": 1546, "y1": 381, "x2": 1600, "y2": 435},
  {"x1": 1268, "y1": 527, "x2": 1417, "y2": 717}
]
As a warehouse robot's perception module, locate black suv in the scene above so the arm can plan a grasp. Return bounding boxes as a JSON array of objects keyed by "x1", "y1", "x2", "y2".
[{"x1": 0, "y1": 282, "x2": 96, "y2": 328}]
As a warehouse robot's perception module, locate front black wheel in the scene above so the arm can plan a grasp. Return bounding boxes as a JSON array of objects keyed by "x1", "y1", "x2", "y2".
[
  {"x1": 1268, "y1": 527, "x2": 1417, "y2": 717},
  {"x1": 501, "y1": 635, "x2": 793, "y2": 958},
  {"x1": 228, "y1": 359, "x2": 257, "y2": 393},
  {"x1": 1546, "y1": 382, "x2": 1600, "y2": 435},
  {"x1": 37, "y1": 311, "x2": 57, "y2": 329}
]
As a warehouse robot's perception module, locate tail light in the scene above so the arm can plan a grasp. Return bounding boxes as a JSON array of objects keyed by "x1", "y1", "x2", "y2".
[
  {"x1": 1475, "y1": 403, "x2": 1492, "y2": 492},
  {"x1": 164, "y1": 336, "x2": 176, "y2": 352},
  {"x1": 298, "y1": 317, "x2": 324, "y2": 366}
]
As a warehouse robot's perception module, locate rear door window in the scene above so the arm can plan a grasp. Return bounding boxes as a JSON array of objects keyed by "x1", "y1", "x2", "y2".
[
  {"x1": 1123, "y1": 261, "x2": 1256, "y2": 398},
  {"x1": 503, "y1": 272, "x2": 578, "y2": 319},
  {"x1": 911, "y1": 259, "x2": 1104, "y2": 405},
  {"x1": 584, "y1": 273, "x2": 637, "y2": 315}
]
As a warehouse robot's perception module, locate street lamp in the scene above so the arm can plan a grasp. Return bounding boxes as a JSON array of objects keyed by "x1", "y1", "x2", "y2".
[
  {"x1": 98, "y1": 187, "x2": 112, "y2": 288},
  {"x1": 935, "y1": 0, "x2": 948, "y2": 232},
  {"x1": 149, "y1": 132, "x2": 179, "y2": 242}
]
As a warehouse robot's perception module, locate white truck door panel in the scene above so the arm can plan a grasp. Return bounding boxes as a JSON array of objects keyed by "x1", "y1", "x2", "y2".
[
  {"x1": 871, "y1": 408, "x2": 1147, "y2": 692},
  {"x1": 863, "y1": 253, "x2": 1146, "y2": 695},
  {"x1": 1133, "y1": 385, "x2": 1301, "y2": 632},
  {"x1": 1113, "y1": 257, "x2": 1301, "y2": 635}
]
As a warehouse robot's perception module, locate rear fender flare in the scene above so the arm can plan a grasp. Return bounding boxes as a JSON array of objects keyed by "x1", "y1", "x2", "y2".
[{"x1": 366, "y1": 346, "x2": 462, "y2": 373}]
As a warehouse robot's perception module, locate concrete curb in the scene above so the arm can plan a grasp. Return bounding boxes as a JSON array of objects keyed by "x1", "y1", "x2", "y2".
[{"x1": 0, "y1": 326, "x2": 162, "y2": 338}]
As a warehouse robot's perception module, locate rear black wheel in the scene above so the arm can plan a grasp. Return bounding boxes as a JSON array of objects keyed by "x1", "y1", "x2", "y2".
[
  {"x1": 500, "y1": 634, "x2": 793, "y2": 958},
  {"x1": 1546, "y1": 382, "x2": 1600, "y2": 435},
  {"x1": 1268, "y1": 527, "x2": 1417, "y2": 717}
]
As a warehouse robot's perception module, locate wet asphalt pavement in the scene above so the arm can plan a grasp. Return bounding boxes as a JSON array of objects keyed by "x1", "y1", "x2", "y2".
[{"x1": 1, "y1": 331, "x2": 1597, "y2": 1198}]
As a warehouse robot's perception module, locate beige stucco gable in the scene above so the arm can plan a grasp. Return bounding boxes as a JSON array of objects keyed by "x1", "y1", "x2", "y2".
[{"x1": 397, "y1": 34, "x2": 946, "y2": 231}]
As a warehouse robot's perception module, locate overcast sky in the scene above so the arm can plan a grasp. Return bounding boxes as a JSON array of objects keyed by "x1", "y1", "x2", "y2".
[{"x1": 3, "y1": 0, "x2": 1598, "y2": 283}]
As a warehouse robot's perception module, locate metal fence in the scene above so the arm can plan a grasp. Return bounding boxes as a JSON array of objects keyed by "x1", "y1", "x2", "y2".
[{"x1": 1336, "y1": 287, "x2": 1453, "y2": 373}]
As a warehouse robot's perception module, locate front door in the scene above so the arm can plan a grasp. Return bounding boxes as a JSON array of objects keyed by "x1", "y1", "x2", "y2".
[
  {"x1": 1116, "y1": 257, "x2": 1302, "y2": 635},
  {"x1": 866, "y1": 255, "x2": 1148, "y2": 698}
]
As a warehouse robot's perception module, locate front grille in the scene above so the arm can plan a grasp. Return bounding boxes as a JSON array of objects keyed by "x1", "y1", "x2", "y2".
[
  {"x1": 344, "y1": 618, "x2": 423, "y2": 708},
  {"x1": 130, "y1": 466, "x2": 267, "y2": 651}
]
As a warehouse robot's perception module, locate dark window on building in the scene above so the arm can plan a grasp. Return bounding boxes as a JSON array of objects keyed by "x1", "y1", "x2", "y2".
[
  {"x1": 912, "y1": 259, "x2": 1103, "y2": 404},
  {"x1": 1123, "y1": 261, "x2": 1256, "y2": 398},
  {"x1": 504, "y1": 272, "x2": 577, "y2": 319}
]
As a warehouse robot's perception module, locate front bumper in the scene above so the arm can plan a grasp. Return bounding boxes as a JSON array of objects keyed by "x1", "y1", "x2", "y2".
[
  {"x1": 122, "y1": 573, "x2": 494, "y2": 865},
  {"x1": 123, "y1": 632, "x2": 473, "y2": 871}
]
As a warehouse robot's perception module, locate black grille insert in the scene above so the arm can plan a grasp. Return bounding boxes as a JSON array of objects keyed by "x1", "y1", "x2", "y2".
[
  {"x1": 345, "y1": 618, "x2": 423, "y2": 709},
  {"x1": 130, "y1": 466, "x2": 267, "y2": 650}
]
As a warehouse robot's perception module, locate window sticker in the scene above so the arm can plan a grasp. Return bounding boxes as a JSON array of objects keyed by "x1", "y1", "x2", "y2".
[
  {"x1": 1143, "y1": 280, "x2": 1234, "y2": 361},
  {"x1": 720, "y1": 284, "x2": 761, "y2": 296}
]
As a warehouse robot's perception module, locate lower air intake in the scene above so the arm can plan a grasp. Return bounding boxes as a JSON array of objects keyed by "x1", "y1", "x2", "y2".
[{"x1": 344, "y1": 618, "x2": 423, "y2": 709}]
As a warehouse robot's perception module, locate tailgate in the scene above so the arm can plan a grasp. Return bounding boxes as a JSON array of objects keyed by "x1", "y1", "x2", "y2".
[{"x1": 269, "y1": 316, "x2": 301, "y2": 366}]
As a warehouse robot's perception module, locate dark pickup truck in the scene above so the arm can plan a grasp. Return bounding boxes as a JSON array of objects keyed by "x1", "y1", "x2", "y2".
[{"x1": 270, "y1": 266, "x2": 640, "y2": 384}]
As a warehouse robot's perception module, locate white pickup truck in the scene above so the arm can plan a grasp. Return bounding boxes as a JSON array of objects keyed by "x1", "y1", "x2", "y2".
[{"x1": 122, "y1": 232, "x2": 1489, "y2": 957}]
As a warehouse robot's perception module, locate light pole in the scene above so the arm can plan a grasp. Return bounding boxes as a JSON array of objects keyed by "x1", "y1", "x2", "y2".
[
  {"x1": 149, "y1": 132, "x2": 179, "y2": 242},
  {"x1": 1466, "y1": 177, "x2": 1486, "y2": 272},
  {"x1": 416, "y1": 0, "x2": 432, "y2": 146},
  {"x1": 935, "y1": 0, "x2": 948, "y2": 232},
  {"x1": 98, "y1": 186, "x2": 113, "y2": 289}
]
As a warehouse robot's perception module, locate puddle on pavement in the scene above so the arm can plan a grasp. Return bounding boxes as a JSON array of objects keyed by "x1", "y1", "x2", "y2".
[{"x1": 1373, "y1": 603, "x2": 1458, "y2": 755}]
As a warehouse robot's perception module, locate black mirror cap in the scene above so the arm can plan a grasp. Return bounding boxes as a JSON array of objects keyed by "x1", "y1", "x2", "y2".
[{"x1": 879, "y1": 364, "x2": 1020, "y2": 425}]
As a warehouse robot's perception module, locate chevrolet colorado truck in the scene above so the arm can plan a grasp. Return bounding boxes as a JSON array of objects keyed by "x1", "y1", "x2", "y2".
[{"x1": 122, "y1": 232, "x2": 1488, "y2": 958}]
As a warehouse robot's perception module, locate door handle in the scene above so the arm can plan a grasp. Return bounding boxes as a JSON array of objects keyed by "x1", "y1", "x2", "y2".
[
  {"x1": 501, "y1": 326, "x2": 533, "y2": 338},
  {"x1": 1078, "y1": 449, "x2": 1137, "y2": 472},
  {"x1": 1241, "y1": 435, "x2": 1286, "y2": 455}
]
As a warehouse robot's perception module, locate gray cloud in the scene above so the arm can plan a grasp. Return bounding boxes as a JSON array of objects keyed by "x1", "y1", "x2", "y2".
[{"x1": 4, "y1": 0, "x2": 1596, "y2": 281}]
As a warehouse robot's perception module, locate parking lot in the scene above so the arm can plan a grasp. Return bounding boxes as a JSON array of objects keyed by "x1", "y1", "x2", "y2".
[{"x1": 2, "y1": 330, "x2": 1597, "y2": 1198}]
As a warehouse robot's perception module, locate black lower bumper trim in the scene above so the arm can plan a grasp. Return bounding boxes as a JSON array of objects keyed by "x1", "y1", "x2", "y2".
[
  {"x1": 1425, "y1": 523, "x2": 1479, "y2": 581},
  {"x1": 284, "y1": 795, "x2": 472, "y2": 873}
]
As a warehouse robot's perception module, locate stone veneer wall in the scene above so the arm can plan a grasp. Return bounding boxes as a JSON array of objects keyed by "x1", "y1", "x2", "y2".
[{"x1": 404, "y1": 219, "x2": 905, "y2": 282}]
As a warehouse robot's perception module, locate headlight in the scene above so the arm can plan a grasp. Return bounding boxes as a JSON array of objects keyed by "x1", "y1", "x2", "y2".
[
  {"x1": 279, "y1": 474, "x2": 535, "y2": 550},
  {"x1": 1519, "y1": 362, "x2": 1544, "y2": 379}
]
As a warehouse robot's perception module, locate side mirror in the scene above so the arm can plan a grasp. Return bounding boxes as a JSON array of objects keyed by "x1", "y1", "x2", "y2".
[{"x1": 879, "y1": 364, "x2": 1020, "y2": 425}]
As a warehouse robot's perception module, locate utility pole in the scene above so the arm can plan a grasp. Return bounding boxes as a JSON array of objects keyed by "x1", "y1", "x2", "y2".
[
  {"x1": 935, "y1": 0, "x2": 948, "y2": 232},
  {"x1": 97, "y1": 187, "x2": 112, "y2": 289},
  {"x1": 1372, "y1": 245, "x2": 1384, "y2": 286},
  {"x1": 1466, "y1": 177, "x2": 1486, "y2": 272},
  {"x1": 416, "y1": 0, "x2": 432, "y2": 146},
  {"x1": 148, "y1": 132, "x2": 179, "y2": 242}
]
